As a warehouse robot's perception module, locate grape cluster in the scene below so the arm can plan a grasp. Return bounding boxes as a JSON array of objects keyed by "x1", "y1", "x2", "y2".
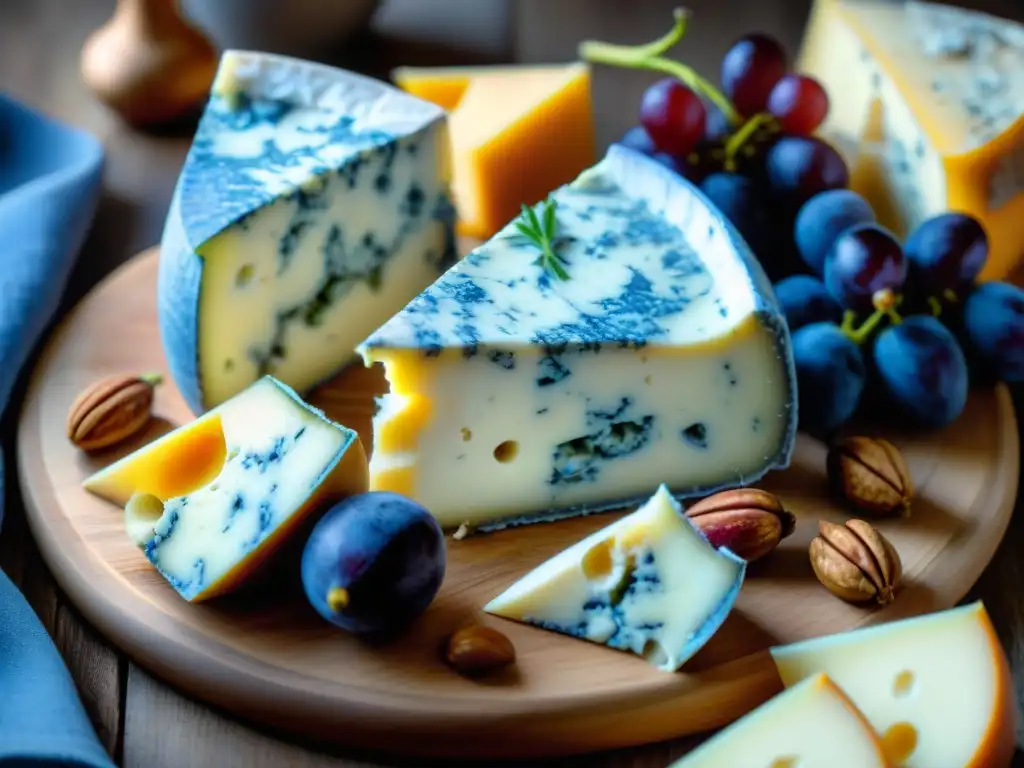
[
  {"x1": 615, "y1": 33, "x2": 847, "y2": 281},
  {"x1": 781, "y1": 197, "x2": 1023, "y2": 435},
  {"x1": 588, "y1": 14, "x2": 1023, "y2": 437}
]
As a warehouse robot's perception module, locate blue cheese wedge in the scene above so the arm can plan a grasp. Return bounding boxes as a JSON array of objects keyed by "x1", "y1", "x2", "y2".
[
  {"x1": 358, "y1": 144, "x2": 797, "y2": 530},
  {"x1": 799, "y1": 0, "x2": 1024, "y2": 281},
  {"x1": 484, "y1": 484, "x2": 745, "y2": 671},
  {"x1": 112, "y1": 376, "x2": 368, "y2": 602},
  {"x1": 159, "y1": 50, "x2": 457, "y2": 416}
]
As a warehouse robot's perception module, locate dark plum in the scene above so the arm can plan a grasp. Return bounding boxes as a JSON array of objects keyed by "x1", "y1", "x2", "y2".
[
  {"x1": 618, "y1": 126, "x2": 658, "y2": 156},
  {"x1": 763, "y1": 136, "x2": 850, "y2": 210},
  {"x1": 773, "y1": 275, "x2": 844, "y2": 332},
  {"x1": 792, "y1": 322, "x2": 866, "y2": 435},
  {"x1": 872, "y1": 315, "x2": 969, "y2": 429},
  {"x1": 961, "y1": 281, "x2": 1024, "y2": 383},
  {"x1": 823, "y1": 223, "x2": 907, "y2": 313},
  {"x1": 721, "y1": 33, "x2": 788, "y2": 117},
  {"x1": 301, "y1": 492, "x2": 445, "y2": 636},
  {"x1": 699, "y1": 172, "x2": 773, "y2": 257},
  {"x1": 904, "y1": 212, "x2": 988, "y2": 294},
  {"x1": 794, "y1": 189, "x2": 876, "y2": 275}
]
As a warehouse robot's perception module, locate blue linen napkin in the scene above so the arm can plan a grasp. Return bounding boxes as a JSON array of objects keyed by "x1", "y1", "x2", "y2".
[{"x1": 0, "y1": 93, "x2": 115, "y2": 768}]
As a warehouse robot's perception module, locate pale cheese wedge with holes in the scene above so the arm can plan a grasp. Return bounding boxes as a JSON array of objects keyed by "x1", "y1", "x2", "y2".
[
  {"x1": 84, "y1": 376, "x2": 368, "y2": 602},
  {"x1": 667, "y1": 673, "x2": 892, "y2": 767},
  {"x1": 770, "y1": 601, "x2": 1016, "y2": 767},
  {"x1": 484, "y1": 484, "x2": 745, "y2": 671}
]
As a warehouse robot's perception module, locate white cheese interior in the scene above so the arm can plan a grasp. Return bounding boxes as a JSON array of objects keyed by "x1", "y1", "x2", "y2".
[
  {"x1": 671, "y1": 674, "x2": 888, "y2": 767},
  {"x1": 771, "y1": 602, "x2": 1008, "y2": 768},
  {"x1": 196, "y1": 125, "x2": 452, "y2": 408},
  {"x1": 485, "y1": 484, "x2": 745, "y2": 672}
]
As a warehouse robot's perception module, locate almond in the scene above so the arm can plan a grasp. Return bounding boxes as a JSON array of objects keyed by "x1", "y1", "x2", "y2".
[{"x1": 444, "y1": 624, "x2": 516, "y2": 677}]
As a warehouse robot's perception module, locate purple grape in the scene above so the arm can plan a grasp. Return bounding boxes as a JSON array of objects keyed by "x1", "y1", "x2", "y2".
[
  {"x1": 721, "y1": 34, "x2": 788, "y2": 117},
  {"x1": 823, "y1": 223, "x2": 907, "y2": 313},
  {"x1": 704, "y1": 103, "x2": 732, "y2": 142},
  {"x1": 763, "y1": 136, "x2": 850, "y2": 210},
  {"x1": 904, "y1": 212, "x2": 988, "y2": 293},
  {"x1": 794, "y1": 189, "x2": 876, "y2": 275},
  {"x1": 618, "y1": 126, "x2": 658, "y2": 156},
  {"x1": 792, "y1": 322, "x2": 866, "y2": 434},
  {"x1": 872, "y1": 315, "x2": 969, "y2": 428},
  {"x1": 773, "y1": 275, "x2": 844, "y2": 332},
  {"x1": 699, "y1": 172, "x2": 773, "y2": 257},
  {"x1": 961, "y1": 281, "x2": 1024, "y2": 383}
]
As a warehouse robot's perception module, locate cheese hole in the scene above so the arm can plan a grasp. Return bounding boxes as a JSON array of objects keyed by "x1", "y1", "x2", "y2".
[
  {"x1": 460, "y1": 427, "x2": 472, "y2": 442},
  {"x1": 892, "y1": 670, "x2": 915, "y2": 697},
  {"x1": 641, "y1": 639, "x2": 668, "y2": 668},
  {"x1": 493, "y1": 440, "x2": 518, "y2": 463},
  {"x1": 235, "y1": 264, "x2": 255, "y2": 287},
  {"x1": 582, "y1": 539, "x2": 615, "y2": 580},
  {"x1": 769, "y1": 758, "x2": 800, "y2": 768},
  {"x1": 124, "y1": 492, "x2": 166, "y2": 547},
  {"x1": 882, "y1": 722, "x2": 918, "y2": 764}
]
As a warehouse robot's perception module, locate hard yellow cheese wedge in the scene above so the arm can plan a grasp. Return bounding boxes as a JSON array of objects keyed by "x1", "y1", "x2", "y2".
[
  {"x1": 798, "y1": 0, "x2": 1024, "y2": 281},
  {"x1": 770, "y1": 601, "x2": 1017, "y2": 767},
  {"x1": 668, "y1": 673, "x2": 891, "y2": 768},
  {"x1": 84, "y1": 376, "x2": 368, "y2": 602},
  {"x1": 392, "y1": 63, "x2": 597, "y2": 240}
]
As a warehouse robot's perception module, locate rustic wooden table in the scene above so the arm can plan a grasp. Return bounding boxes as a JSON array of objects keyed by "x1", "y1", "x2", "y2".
[{"x1": 3, "y1": 0, "x2": 1024, "y2": 766}]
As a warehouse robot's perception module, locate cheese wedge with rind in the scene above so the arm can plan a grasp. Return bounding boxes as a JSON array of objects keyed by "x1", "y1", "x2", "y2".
[
  {"x1": 358, "y1": 144, "x2": 798, "y2": 530},
  {"x1": 770, "y1": 601, "x2": 1017, "y2": 768},
  {"x1": 668, "y1": 673, "x2": 892, "y2": 767},
  {"x1": 392, "y1": 62, "x2": 597, "y2": 240},
  {"x1": 798, "y1": 0, "x2": 1024, "y2": 281},
  {"x1": 485, "y1": 484, "x2": 745, "y2": 672},
  {"x1": 85, "y1": 376, "x2": 368, "y2": 602},
  {"x1": 159, "y1": 49, "x2": 457, "y2": 416}
]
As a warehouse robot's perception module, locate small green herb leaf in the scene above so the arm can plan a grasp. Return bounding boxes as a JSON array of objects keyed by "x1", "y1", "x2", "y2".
[{"x1": 517, "y1": 199, "x2": 570, "y2": 281}]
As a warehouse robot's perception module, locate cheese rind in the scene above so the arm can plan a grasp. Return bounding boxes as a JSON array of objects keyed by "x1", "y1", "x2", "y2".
[
  {"x1": 668, "y1": 673, "x2": 891, "y2": 767},
  {"x1": 798, "y1": 0, "x2": 1024, "y2": 281},
  {"x1": 159, "y1": 50, "x2": 457, "y2": 415},
  {"x1": 392, "y1": 62, "x2": 597, "y2": 240},
  {"x1": 87, "y1": 376, "x2": 369, "y2": 602},
  {"x1": 358, "y1": 144, "x2": 797, "y2": 530},
  {"x1": 769, "y1": 601, "x2": 1017, "y2": 768},
  {"x1": 485, "y1": 484, "x2": 745, "y2": 671}
]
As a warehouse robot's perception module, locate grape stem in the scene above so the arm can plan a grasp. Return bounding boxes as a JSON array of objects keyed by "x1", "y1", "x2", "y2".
[
  {"x1": 723, "y1": 112, "x2": 776, "y2": 171},
  {"x1": 578, "y1": 7, "x2": 742, "y2": 126},
  {"x1": 840, "y1": 299, "x2": 904, "y2": 345}
]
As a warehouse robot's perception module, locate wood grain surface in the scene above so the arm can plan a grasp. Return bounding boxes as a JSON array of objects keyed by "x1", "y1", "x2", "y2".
[
  {"x1": 3, "y1": 0, "x2": 1024, "y2": 765},
  {"x1": 15, "y1": 244, "x2": 1022, "y2": 759}
]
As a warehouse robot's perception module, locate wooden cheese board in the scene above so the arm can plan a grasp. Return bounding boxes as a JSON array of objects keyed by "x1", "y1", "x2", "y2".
[{"x1": 16, "y1": 246, "x2": 1021, "y2": 759}]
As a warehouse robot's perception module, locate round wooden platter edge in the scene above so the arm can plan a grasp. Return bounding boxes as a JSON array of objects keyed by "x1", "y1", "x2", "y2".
[{"x1": 14, "y1": 247, "x2": 1021, "y2": 760}]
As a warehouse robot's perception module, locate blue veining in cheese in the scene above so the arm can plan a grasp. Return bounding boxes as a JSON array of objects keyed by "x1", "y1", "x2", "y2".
[
  {"x1": 485, "y1": 484, "x2": 746, "y2": 671},
  {"x1": 358, "y1": 144, "x2": 798, "y2": 530},
  {"x1": 122, "y1": 376, "x2": 368, "y2": 602},
  {"x1": 159, "y1": 50, "x2": 456, "y2": 416}
]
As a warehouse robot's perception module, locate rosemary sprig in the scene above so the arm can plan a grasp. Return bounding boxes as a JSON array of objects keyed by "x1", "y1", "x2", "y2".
[{"x1": 516, "y1": 199, "x2": 570, "y2": 281}]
